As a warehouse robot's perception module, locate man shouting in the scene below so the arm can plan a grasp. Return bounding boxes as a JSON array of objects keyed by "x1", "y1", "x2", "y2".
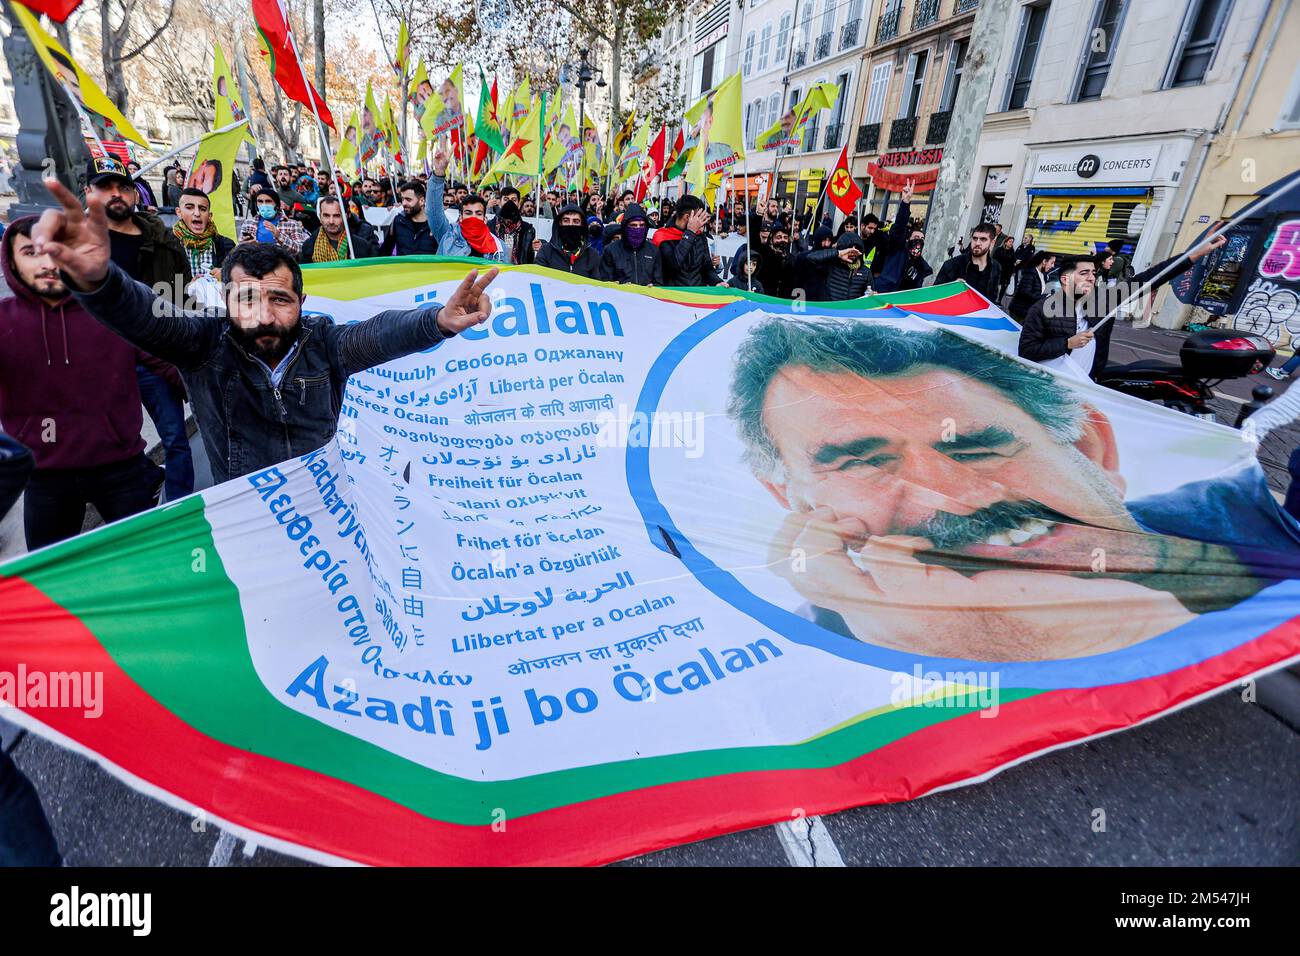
[
  {"x1": 727, "y1": 318, "x2": 1299, "y2": 661},
  {"x1": 31, "y1": 177, "x2": 498, "y2": 484}
]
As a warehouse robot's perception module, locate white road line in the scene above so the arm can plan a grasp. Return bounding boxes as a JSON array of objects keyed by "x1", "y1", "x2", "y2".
[
  {"x1": 208, "y1": 829, "x2": 237, "y2": 867},
  {"x1": 242, "y1": 840, "x2": 259, "y2": 858},
  {"x1": 774, "y1": 816, "x2": 846, "y2": 867}
]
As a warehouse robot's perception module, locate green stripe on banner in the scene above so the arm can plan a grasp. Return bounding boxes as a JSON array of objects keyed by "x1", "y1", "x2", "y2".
[{"x1": 9, "y1": 497, "x2": 1040, "y2": 825}]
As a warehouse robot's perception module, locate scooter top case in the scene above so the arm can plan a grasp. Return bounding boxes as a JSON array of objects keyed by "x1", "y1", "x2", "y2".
[{"x1": 1179, "y1": 329, "x2": 1275, "y2": 379}]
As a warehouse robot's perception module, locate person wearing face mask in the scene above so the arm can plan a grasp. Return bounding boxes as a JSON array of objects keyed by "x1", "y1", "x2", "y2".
[
  {"x1": 489, "y1": 194, "x2": 536, "y2": 265},
  {"x1": 867, "y1": 181, "x2": 931, "y2": 294},
  {"x1": 535, "y1": 204, "x2": 601, "y2": 278},
  {"x1": 426, "y1": 150, "x2": 506, "y2": 262},
  {"x1": 237, "y1": 188, "x2": 309, "y2": 257},
  {"x1": 599, "y1": 203, "x2": 662, "y2": 286},
  {"x1": 787, "y1": 225, "x2": 834, "y2": 301}
]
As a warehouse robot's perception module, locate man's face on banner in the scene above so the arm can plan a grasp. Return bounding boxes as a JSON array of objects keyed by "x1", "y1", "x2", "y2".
[
  {"x1": 441, "y1": 80, "x2": 460, "y2": 115},
  {"x1": 734, "y1": 322, "x2": 1251, "y2": 660}
]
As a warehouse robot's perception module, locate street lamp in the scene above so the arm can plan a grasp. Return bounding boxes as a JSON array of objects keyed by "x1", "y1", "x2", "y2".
[{"x1": 566, "y1": 48, "x2": 605, "y2": 142}]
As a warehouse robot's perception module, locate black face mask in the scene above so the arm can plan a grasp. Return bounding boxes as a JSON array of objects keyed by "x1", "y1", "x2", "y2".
[
  {"x1": 588, "y1": 223, "x2": 602, "y2": 239},
  {"x1": 500, "y1": 200, "x2": 520, "y2": 223},
  {"x1": 558, "y1": 224, "x2": 585, "y2": 250}
]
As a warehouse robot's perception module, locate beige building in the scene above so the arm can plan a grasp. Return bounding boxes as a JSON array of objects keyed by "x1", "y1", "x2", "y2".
[{"x1": 1154, "y1": 0, "x2": 1300, "y2": 337}]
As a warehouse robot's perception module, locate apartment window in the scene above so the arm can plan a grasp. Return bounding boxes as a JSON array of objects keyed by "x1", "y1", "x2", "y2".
[
  {"x1": 1006, "y1": 3, "x2": 1050, "y2": 110},
  {"x1": 864, "y1": 61, "x2": 892, "y2": 124},
  {"x1": 939, "y1": 38, "x2": 968, "y2": 112},
  {"x1": 746, "y1": 98, "x2": 762, "y2": 145},
  {"x1": 743, "y1": 31, "x2": 755, "y2": 76},
  {"x1": 800, "y1": 5, "x2": 813, "y2": 49},
  {"x1": 825, "y1": 70, "x2": 850, "y2": 148},
  {"x1": 777, "y1": 11, "x2": 793, "y2": 56},
  {"x1": 759, "y1": 23, "x2": 773, "y2": 71},
  {"x1": 700, "y1": 44, "x2": 717, "y2": 93},
  {"x1": 820, "y1": 0, "x2": 836, "y2": 37},
  {"x1": 899, "y1": 50, "x2": 929, "y2": 120},
  {"x1": 766, "y1": 91, "x2": 781, "y2": 128},
  {"x1": 1165, "y1": 0, "x2": 1233, "y2": 88},
  {"x1": 1075, "y1": 0, "x2": 1128, "y2": 102}
]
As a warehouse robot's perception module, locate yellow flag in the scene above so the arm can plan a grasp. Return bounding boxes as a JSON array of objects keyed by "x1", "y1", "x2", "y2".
[
  {"x1": 335, "y1": 107, "x2": 361, "y2": 178},
  {"x1": 213, "y1": 42, "x2": 255, "y2": 145},
  {"x1": 615, "y1": 123, "x2": 649, "y2": 182},
  {"x1": 359, "y1": 82, "x2": 383, "y2": 166},
  {"x1": 186, "y1": 121, "x2": 247, "y2": 240},
  {"x1": 582, "y1": 113, "x2": 605, "y2": 177},
  {"x1": 686, "y1": 72, "x2": 744, "y2": 194},
  {"x1": 507, "y1": 77, "x2": 531, "y2": 132},
  {"x1": 429, "y1": 64, "x2": 464, "y2": 138},
  {"x1": 13, "y1": 3, "x2": 149, "y2": 148},
  {"x1": 485, "y1": 98, "x2": 544, "y2": 179}
]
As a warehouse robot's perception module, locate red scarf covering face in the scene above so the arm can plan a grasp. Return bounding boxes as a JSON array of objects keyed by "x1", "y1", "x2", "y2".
[{"x1": 460, "y1": 215, "x2": 496, "y2": 256}]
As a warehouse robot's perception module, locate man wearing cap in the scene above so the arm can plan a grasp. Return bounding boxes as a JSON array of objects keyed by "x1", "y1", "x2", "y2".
[{"x1": 84, "y1": 155, "x2": 195, "y2": 501}]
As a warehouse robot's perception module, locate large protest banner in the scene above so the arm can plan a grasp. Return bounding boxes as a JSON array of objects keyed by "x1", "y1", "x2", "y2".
[{"x1": 1, "y1": 260, "x2": 1298, "y2": 866}]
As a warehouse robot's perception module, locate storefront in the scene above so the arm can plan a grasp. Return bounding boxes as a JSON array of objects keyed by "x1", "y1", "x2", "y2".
[
  {"x1": 776, "y1": 167, "x2": 826, "y2": 216},
  {"x1": 866, "y1": 147, "x2": 942, "y2": 228},
  {"x1": 1018, "y1": 139, "x2": 1194, "y2": 263}
]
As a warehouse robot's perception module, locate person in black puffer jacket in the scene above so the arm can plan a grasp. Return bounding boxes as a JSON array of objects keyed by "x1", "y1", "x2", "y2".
[
  {"x1": 535, "y1": 203, "x2": 601, "y2": 278},
  {"x1": 600, "y1": 203, "x2": 663, "y2": 285},
  {"x1": 653, "y1": 194, "x2": 722, "y2": 287},
  {"x1": 797, "y1": 232, "x2": 874, "y2": 301}
]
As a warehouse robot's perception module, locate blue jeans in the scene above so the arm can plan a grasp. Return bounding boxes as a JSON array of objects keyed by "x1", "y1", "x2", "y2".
[
  {"x1": 137, "y1": 365, "x2": 193, "y2": 501},
  {"x1": 0, "y1": 747, "x2": 61, "y2": 866},
  {"x1": 1278, "y1": 351, "x2": 1300, "y2": 376}
]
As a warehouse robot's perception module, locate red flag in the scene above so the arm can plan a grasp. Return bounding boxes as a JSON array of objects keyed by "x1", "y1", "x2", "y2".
[
  {"x1": 17, "y1": 0, "x2": 83, "y2": 20},
  {"x1": 634, "y1": 126, "x2": 666, "y2": 202},
  {"x1": 826, "y1": 143, "x2": 862, "y2": 216},
  {"x1": 252, "y1": 0, "x2": 335, "y2": 129}
]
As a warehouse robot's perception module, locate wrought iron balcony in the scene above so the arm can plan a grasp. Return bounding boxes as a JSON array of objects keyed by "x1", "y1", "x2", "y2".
[
  {"x1": 792, "y1": 48, "x2": 808, "y2": 69},
  {"x1": 888, "y1": 115, "x2": 917, "y2": 149},
  {"x1": 802, "y1": 122, "x2": 821, "y2": 152},
  {"x1": 955, "y1": 0, "x2": 980, "y2": 13},
  {"x1": 824, "y1": 123, "x2": 844, "y2": 150},
  {"x1": 913, "y1": 0, "x2": 940, "y2": 29},
  {"x1": 856, "y1": 122, "x2": 880, "y2": 152},
  {"x1": 840, "y1": 18, "x2": 861, "y2": 50},
  {"x1": 877, "y1": 6, "x2": 900, "y2": 42},
  {"x1": 814, "y1": 32, "x2": 832, "y2": 60},
  {"x1": 926, "y1": 109, "x2": 952, "y2": 144}
]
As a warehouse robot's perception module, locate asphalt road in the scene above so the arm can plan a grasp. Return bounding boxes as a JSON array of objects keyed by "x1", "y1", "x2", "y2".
[{"x1": 1, "y1": 322, "x2": 1297, "y2": 867}]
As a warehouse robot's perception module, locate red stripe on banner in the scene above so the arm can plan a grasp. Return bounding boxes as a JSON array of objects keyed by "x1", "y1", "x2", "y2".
[
  {"x1": 3, "y1": 574, "x2": 1296, "y2": 866},
  {"x1": 880, "y1": 287, "x2": 993, "y2": 314}
]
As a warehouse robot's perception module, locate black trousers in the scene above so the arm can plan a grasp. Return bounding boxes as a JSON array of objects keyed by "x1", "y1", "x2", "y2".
[{"x1": 23, "y1": 454, "x2": 164, "y2": 551}]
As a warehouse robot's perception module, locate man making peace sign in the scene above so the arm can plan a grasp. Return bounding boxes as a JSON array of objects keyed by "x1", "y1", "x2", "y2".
[{"x1": 31, "y1": 176, "x2": 499, "y2": 484}]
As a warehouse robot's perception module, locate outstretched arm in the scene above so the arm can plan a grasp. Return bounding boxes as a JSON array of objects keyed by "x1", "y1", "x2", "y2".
[
  {"x1": 337, "y1": 267, "x2": 499, "y2": 375},
  {"x1": 33, "y1": 177, "x2": 217, "y2": 368}
]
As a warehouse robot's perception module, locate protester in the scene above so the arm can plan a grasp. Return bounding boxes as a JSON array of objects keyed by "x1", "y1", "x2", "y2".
[
  {"x1": 521, "y1": 196, "x2": 537, "y2": 218},
  {"x1": 32, "y1": 177, "x2": 501, "y2": 484},
  {"x1": 426, "y1": 155, "x2": 505, "y2": 262},
  {"x1": 787, "y1": 224, "x2": 834, "y2": 300},
  {"x1": 300, "y1": 195, "x2": 376, "y2": 262},
  {"x1": 0, "y1": 216, "x2": 166, "y2": 548},
  {"x1": 273, "y1": 165, "x2": 300, "y2": 210},
  {"x1": 1008, "y1": 249, "x2": 1056, "y2": 321},
  {"x1": 994, "y1": 235, "x2": 1019, "y2": 301},
  {"x1": 489, "y1": 192, "x2": 536, "y2": 265},
  {"x1": 237, "y1": 189, "x2": 309, "y2": 257},
  {"x1": 174, "y1": 187, "x2": 235, "y2": 279},
  {"x1": 383, "y1": 179, "x2": 438, "y2": 256},
  {"x1": 247, "y1": 156, "x2": 271, "y2": 194},
  {"x1": 600, "y1": 202, "x2": 661, "y2": 285},
  {"x1": 535, "y1": 203, "x2": 601, "y2": 278},
  {"x1": 935, "y1": 222, "x2": 1001, "y2": 300},
  {"x1": 872, "y1": 184, "x2": 933, "y2": 294},
  {"x1": 162, "y1": 166, "x2": 185, "y2": 207},
  {"x1": 85, "y1": 156, "x2": 194, "y2": 502},
  {"x1": 801, "y1": 232, "x2": 874, "y2": 301},
  {"x1": 653, "y1": 195, "x2": 722, "y2": 287},
  {"x1": 1105, "y1": 238, "x2": 1132, "y2": 280},
  {"x1": 728, "y1": 249, "x2": 765, "y2": 293},
  {"x1": 125, "y1": 160, "x2": 158, "y2": 211}
]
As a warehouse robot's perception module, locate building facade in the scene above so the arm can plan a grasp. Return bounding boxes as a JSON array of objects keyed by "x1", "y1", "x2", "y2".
[
  {"x1": 848, "y1": 0, "x2": 981, "y2": 229},
  {"x1": 958, "y1": 0, "x2": 1271, "y2": 285}
]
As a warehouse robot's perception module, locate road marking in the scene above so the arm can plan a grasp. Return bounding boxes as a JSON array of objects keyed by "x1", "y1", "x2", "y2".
[
  {"x1": 774, "y1": 815, "x2": 846, "y2": 867},
  {"x1": 208, "y1": 829, "x2": 237, "y2": 867}
]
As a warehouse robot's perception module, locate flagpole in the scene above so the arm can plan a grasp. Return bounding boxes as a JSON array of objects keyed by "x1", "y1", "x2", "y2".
[
  {"x1": 133, "y1": 120, "x2": 249, "y2": 180},
  {"x1": 743, "y1": 147, "x2": 752, "y2": 292},
  {"x1": 58, "y1": 79, "x2": 108, "y2": 160},
  {"x1": 285, "y1": 30, "x2": 353, "y2": 255}
]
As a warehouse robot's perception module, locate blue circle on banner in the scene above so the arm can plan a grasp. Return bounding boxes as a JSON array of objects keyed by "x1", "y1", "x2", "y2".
[{"x1": 624, "y1": 299, "x2": 1299, "y2": 689}]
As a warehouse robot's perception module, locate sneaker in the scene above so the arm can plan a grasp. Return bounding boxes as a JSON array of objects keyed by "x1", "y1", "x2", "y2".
[{"x1": 1265, "y1": 367, "x2": 1291, "y2": 381}]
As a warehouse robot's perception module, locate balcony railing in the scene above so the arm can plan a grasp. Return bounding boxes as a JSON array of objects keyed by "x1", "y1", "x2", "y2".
[
  {"x1": 824, "y1": 123, "x2": 844, "y2": 150},
  {"x1": 840, "y1": 18, "x2": 861, "y2": 50},
  {"x1": 956, "y1": 0, "x2": 980, "y2": 12},
  {"x1": 802, "y1": 122, "x2": 821, "y2": 152},
  {"x1": 856, "y1": 122, "x2": 880, "y2": 152},
  {"x1": 926, "y1": 109, "x2": 952, "y2": 144},
  {"x1": 913, "y1": 0, "x2": 940, "y2": 29},
  {"x1": 888, "y1": 115, "x2": 917, "y2": 149},
  {"x1": 792, "y1": 48, "x2": 808, "y2": 69},
  {"x1": 814, "y1": 32, "x2": 832, "y2": 60},
  {"x1": 877, "y1": 6, "x2": 900, "y2": 42}
]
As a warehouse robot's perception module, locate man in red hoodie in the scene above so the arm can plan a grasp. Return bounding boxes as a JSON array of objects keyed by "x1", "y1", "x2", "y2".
[{"x1": 0, "y1": 216, "x2": 167, "y2": 550}]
